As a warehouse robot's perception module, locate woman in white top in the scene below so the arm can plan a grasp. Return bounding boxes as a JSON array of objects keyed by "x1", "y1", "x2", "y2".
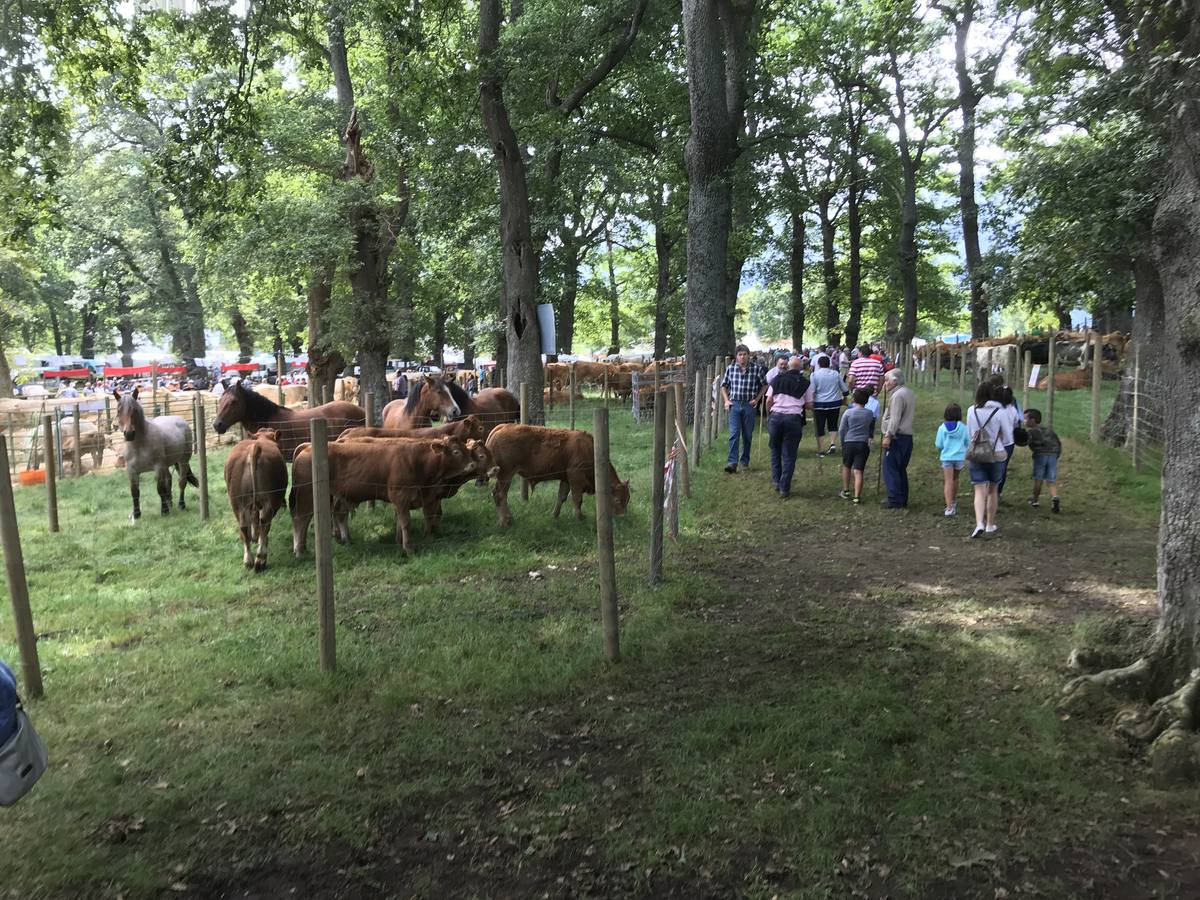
[{"x1": 966, "y1": 383, "x2": 1015, "y2": 539}]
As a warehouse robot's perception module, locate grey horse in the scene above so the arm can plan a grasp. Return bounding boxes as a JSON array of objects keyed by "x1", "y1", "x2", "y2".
[{"x1": 113, "y1": 389, "x2": 198, "y2": 520}]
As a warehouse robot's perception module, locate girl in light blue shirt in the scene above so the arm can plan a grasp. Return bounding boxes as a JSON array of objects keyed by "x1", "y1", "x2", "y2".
[{"x1": 935, "y1": 402, "x2": 970, "y2": 516}]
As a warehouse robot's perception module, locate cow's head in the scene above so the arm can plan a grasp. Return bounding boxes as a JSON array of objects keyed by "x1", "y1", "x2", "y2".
[
  {"x1": 431, "y1": 436, "x2": 472, "y2": 474},
  {"x1": 611, "y1": 471, "x2": 631, "y2": 516},
  {"x1": 257, "y1": 428, "x2": 280, "y2": 445},
  {"x1": 464, "y1": 438, "x2": 495, "y2": 482}
]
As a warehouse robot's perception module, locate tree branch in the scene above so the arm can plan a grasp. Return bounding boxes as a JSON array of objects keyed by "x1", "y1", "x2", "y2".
[{"x1": 547, "y1": 0, "x2": 650, "y2": 116}]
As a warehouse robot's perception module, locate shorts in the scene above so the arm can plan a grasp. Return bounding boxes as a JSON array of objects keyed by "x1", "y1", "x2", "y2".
[
  {"x1": 814, "y1": 405, "x2": 841, "y2": 437},
  {"x1": 941, "y1": 460, "x2": 964, "y2": 471},
  {"x1": 1032, "y1": 454, "x2": 1058, "y2": 483},
  {"x1": 969, "y1": 460, "x2": 1006, "y2": 484},
  {"x1": 841, "y1": 441, "x2": 870, "y2": 471}
]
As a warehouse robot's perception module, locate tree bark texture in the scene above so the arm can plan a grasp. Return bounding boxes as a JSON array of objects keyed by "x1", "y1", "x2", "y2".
[
  {"x1": 654, "y1": 222, "x2": 676, "y2": 359},
  {"x1": 480, "y1": 0, "x2": 544, "y2": 421},
  {"x1": 79, "y1": 303, "x2": 98, "y2": 359},
  {"x1": 230, "y1": 307, "x2": 254, "y2": 362},
  {"x1": 951, "y1": 4, "x2": 988, "y2": 339},
  {"x1": 898, "y1": 165, "x2": 920, "y2": 345},
  {"x1": 606, "y1": 225, "x2": 620, "y2": 355},
  {"x1": 845, "y1": 180, "x2": 864, "y2": 349},
  {"x1": 559, "y1": 239, "x2": 580, "y2": 355},
  {"x1": 1150, "y1": 126, "x2": 1200, "y2": 681},
  {"x1": 306, "y1": 266, "x2": 343, "y2": 404},
  {"x1": 789, "y1": 209, "x2": 805, "y2": 348},
  {"x1": 683, "y1": 0, "x2": 754, "y2": 404},
  {"x1": 818, "y1": 193, "x2": 839, "y2": 344},
  {"x1": 117, "y1": 287, "x2": 135, "y2": 368}
]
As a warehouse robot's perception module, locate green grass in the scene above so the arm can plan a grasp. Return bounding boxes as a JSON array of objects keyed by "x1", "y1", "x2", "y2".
[{"x1": 0, "y1": 390, "x2": 1185, "y2": 898}]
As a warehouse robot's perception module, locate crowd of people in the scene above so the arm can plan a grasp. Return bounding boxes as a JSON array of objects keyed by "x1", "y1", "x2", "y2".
[{"x1": 719, "y1": 342, "x2": 1063, "y2": 537}]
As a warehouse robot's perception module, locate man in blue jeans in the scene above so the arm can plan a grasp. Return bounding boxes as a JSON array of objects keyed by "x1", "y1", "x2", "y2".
[
  {"x1": 880, "y1": 368, "x2": 916, "y2": 507},
  {"x1": 720, "y1": 344, "x2": 768, "y2": 473},
  {"x1": 765, "y1": 356, "x2": 811, "y2": 497}
]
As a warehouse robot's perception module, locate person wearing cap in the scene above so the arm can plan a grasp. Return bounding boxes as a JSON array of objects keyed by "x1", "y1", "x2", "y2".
[
  {"x1": 765, "y1": 355, "x2": 812, "y2": 498},
  {"x1": 880, "y1": 368, "x2": 916, "y2": 508},
  {"x1": 720, "y1": 344, "x2": 768, "y2": 473}
]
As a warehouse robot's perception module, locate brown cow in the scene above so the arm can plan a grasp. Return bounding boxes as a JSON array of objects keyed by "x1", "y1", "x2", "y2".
[
  {"x1": 335, "y1": 415, "x2": 485, "y2": 443},
  {"x1": 484, "y1": 424, "x2": 630, "y2": 527},
  {"x1": 224, "y1": 429, "x2": 289, "y2": 571},
  {"x1": 290, "y1": 436, "x2": 484, "y2": 554},
  {"x1": 1037, "y1": 369, "x2": 1091, "y2": 391}
]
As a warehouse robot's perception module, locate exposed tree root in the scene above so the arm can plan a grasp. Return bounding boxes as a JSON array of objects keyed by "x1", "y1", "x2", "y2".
[{"x1": 1062, "y1": 645, "x2": 1200, "y2": 784}]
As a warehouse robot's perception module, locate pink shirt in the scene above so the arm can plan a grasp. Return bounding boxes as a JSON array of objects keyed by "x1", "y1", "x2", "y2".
[{"x1": 767, "y1": 382, "x2": 813, "y2": 416}]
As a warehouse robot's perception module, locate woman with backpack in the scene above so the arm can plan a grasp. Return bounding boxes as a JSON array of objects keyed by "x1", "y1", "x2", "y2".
[{"x1": 966, "y1": 383, "x2": 1015, "y2": 539}]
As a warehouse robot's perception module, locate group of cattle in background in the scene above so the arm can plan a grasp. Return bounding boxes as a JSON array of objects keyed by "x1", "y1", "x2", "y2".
[
  {"x1": 917, "y1": 330, "x2": 1131, "y2": 390},
  {"x1": 111, "y1": 377, "x2": 631, "y2": 571}
]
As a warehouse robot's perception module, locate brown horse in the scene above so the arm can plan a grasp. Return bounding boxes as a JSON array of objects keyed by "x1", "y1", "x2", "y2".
[
  {"x1": 213, "y1": 381, "x2": 364, "y2": 457},
  {"x1": 381, "y1": 376, "x2": 519, "y2": 436}
]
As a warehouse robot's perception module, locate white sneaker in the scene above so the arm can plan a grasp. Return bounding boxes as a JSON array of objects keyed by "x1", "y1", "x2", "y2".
[
  {"x1": 943, "y1": 506, "x2": 954, "y2": 517},
  {"x1": 970, "y1": 525, "x2": 985, "y2": 539},
  {"x1": 985, "y1": 524, "x2": 999, "y2": 534},
  {"x1": 949, "y1": 503, "x2": 957, "y2": 516}
]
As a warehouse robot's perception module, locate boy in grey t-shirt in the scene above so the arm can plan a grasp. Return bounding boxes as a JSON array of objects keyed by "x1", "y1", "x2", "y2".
[{"x1": 837, "y1": 388, "x2": 876, "y2": 504}]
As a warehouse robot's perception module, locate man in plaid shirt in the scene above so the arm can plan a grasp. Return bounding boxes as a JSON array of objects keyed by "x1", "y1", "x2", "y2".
[{"x1": 720, "y1": 344, "x2": 768, "y2": 473}]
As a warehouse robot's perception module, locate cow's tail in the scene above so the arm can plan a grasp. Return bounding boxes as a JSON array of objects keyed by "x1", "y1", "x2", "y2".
[{"x1": 249, "y1": 442, "x2": 261, "y2": 509}]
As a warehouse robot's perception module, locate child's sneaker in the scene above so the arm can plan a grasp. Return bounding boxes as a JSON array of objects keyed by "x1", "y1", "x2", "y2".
[
  {"x1": 852, "y1": 496, "x2": 861, "y2": 505},
  {"x1": 943, "y1": 506, "x2": 955, "y2": 517},
  {"x1": 1052, "y1": 497, "x2": 1060, "y2": 513},
  {"x1": 838, "y1": 489, "x2": 851, "y2": 500},
  {"x1": 1027, "y1": 497, "x2": 1039, "y2": 508}
]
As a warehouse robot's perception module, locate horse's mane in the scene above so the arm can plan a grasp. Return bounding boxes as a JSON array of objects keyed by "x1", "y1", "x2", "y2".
[
  {"x1": 445, "y1": 379, "x2": 470, "y2": 408},
  {"x1": 239, "y1": 384, "x2": 284, "y2": 420},
  {"x1": 403, "y1": 380, "x2": 426, "y2": 414}
]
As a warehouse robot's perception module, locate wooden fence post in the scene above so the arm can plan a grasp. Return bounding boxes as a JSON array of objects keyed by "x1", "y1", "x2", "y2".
[
  {"x1": 1022, "y1": 350, "x2": 1032, "y2": 412},
  {"x1": 603, "y1": 367, "x2": 609, "y2": 408},
  {"x1": 692, "y1": 370, "x2": 703, "y2": 469},
  {"x1": 277, "y1": 352, "x2": 286, "y2": 406},
  {"x1": 1090, "y1": 332, "x2": 1103, "y2": 442},
  {"x1": 0, "y1": 435, "x2": 43, "y2": 698},
  {"x1": 959, "y1": 345, "x2": 967, "y2": 403},
  {"x1": 713, "y1": 355, "x2": 723, "y2": 437},
  {"x1": 569, "y1": 363, "x2": 577, "y2": 430},
  {"x1": 1131, "y1": 343, "x2": 1142, "y2": 471},
  {"x1": 104, "y1": 396, "x2": 112, "y2": 434},
  {"x1": 194, "y1": 395, "x2": 209, "y2": 521},
  {"x1": 519, "y1": 382, "x2": 530, "y2": 501},
  {"x1": 152, "y1": 363, "x2": 159, "y2": 416},
  {"x1": 72, "y1": 403, "x2": 82, "y2": 477},
  {"x1": 593, "y1": 408, "x2": 620, "y2": 662},
  {"x1": 649, "y1": 390, "x2": 667, "y2": 585},
  {"x1": 42, "y1": 415, "x2": 58, "y2": 533},
  {"x1": 673, "y1": 381, "x2": 690, "y2": 499},
  {"x1": 1047, "y1": 336, "x2": 1057, "y2": 428},
  {"x1": 310, "y1": 418, "x2": 336, "y2": 672}
]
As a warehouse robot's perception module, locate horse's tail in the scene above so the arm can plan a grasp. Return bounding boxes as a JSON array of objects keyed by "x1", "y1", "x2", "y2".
[{"x1": 186, "y1": 468, "x2": 199, "y2": 487}]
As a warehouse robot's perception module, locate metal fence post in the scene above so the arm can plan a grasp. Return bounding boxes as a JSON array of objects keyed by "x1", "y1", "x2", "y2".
[
  {"x1": 72, "y1": 403, "x2": 82, "y2": 476},
  {"x1": 1131, "y1": 343, "x2": 1142, "y2": 471},
  {"x1": 520, "y1": 382, "x2": 530, "y2": 501}
]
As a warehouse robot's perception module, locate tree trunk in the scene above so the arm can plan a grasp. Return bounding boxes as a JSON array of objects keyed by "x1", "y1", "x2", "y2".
[
  {"x1": 1149, "y1": 127, "x2": 1200, "y2": 682},
  {"x1": 683, "y1": 0, "x2": 753, "y2": 410},
  {"x1": 952, "y1": 7, "x2": 988, "y2": 340},
  {"x1": 117, "y1": 287, "x2": 135, "y2": 368},
  {"x1": 1103, "y1": 249, "x2": 1164, "y2": 446},
  {"x1": 230, "y1": 307, "x2": 254, "y2": 362},
  {"x1": 462, "y1": 307, "x2": 475, "y2": 368},
  {"x1": 818, "y1": 194, "x2": 839, "y2": 345},
  {"x1": 560, "y1": 240, "x2": 579, "y2": 355},
  {"x1": 0, "y1": 330, "x2": 12, "y2": 398},
  {"x1": 606, "y1": 225, "x2": 621, "y2": 355},
  {"x1": 47, "y1": 301, "x2": 63, "y2": 356},
  {"x1": 789, "y1": 209, "x2": 805, "y2": 349},
  {"x1": 79, "y1": 304, "x2": 98, "y2": 359},
  {"x1": 433, "y1": 307, "x2": 447, "y2": 369},
  {"x1": 480, "y1": 0, "x2": 544, "y2": 421},
  {"x1": 845, "y1": 179, "x2": 864, "y2": 349},
  {"x1": 306, "y1": 266, "x2": 343, "y2": 405},
  {"x1": 654, "y1": 225, "x2": 673, "y2": 358},
  {"x1": 898, "y1": 167, "x2": 919, "y2": 345}
]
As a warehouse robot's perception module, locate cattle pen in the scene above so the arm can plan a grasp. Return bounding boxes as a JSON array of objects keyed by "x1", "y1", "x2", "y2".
[{"x1": 0, "y1": 365, "x2": 1170, "y2": 898}]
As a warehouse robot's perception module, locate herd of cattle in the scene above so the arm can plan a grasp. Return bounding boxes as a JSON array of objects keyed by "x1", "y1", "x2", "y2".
[
  {"x1": 917, "y1": 330, "x2": 1131, "y2": 389},
  {"x1": 221, "y1": 391, "x2": 630, "y2": 572}
]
